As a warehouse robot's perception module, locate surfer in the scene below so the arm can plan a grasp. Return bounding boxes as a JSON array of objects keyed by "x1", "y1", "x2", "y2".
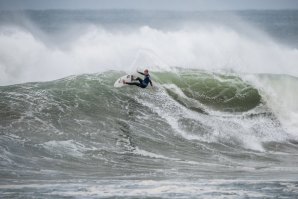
[{"x1": 123, "y1": 69, "x2": 153, "y2": 88}]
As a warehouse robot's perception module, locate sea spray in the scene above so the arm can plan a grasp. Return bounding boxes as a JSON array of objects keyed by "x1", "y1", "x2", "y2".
[{"x1": 1, "y1": 11, "x2": 298, "y2": 85}]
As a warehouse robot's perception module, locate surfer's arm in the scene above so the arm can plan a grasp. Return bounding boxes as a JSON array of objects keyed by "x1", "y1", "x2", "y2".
[
  {"x1": 137, "y1": 71, "x2": 145, "y2": 76},
  {"x1": 149, "y1": 80, "x2": 153, "y2": 87}
]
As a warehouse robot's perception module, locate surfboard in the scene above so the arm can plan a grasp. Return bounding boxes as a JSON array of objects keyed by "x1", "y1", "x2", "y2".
[{"x1": 114, "y1": 74, "x2": 135, "y2": 87}]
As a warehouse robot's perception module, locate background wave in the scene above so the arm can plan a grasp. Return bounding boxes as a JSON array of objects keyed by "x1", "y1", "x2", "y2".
[{"x1": 1, "y1": 10, "x2": 298, "y2": 85}]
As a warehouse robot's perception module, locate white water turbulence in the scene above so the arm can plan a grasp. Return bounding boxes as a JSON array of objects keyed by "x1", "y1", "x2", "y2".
[
  {"x1": 1, "y1": 11, "x2": 298, "y2": 86},
  {"x1": 1, "y1": 10, "x2": 298, "y2": 198}
]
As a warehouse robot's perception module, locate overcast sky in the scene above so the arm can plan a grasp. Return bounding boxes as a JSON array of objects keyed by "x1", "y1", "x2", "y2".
[{"x1": 0, "y1": 0, "x2": 298, "y2": 10}]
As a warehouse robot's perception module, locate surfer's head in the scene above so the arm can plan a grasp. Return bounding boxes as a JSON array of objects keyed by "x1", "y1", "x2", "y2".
[{"x1": 144, "y1": 69, "x2": 149, "y2": 75}]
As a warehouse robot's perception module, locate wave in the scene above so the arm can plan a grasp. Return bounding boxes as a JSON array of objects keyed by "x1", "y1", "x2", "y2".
[
  {"x1": 1, "y1": 69, "x2": 298, "y2": 186},
  {"x1": 1, "y1": 10, "x2": 298, "y2": 183},
  {"x1": 244, "y1": 74, "x2": 298, "y2": 136},
  {"x1": 155, "y1": 70, "x2": 261, "y2": 112},
  {"x1": 1, "y1": 70, "x2": 296, "y2": 140}
]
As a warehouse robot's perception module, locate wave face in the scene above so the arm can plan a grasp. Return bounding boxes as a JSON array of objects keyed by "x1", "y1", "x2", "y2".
[
  {"x1": 1, "y1": 10, "x2": 298, "y2": 198},
  {"x1": 1, "y1": 70, "x2": 298, "y2": 197}
]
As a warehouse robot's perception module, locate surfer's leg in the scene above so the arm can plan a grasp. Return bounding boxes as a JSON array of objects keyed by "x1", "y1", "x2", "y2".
[
  {"x1": 125, "y1": 82, "x2": 142, "y2": 87},
  {"x1": 136, "y1": 77, "x2": 143, "y2": 84}
]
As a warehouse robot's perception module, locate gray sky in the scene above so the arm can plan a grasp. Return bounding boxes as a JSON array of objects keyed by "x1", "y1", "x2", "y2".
[{"x1": 0, "y1": 0, "x2": 298, "y2": 10}]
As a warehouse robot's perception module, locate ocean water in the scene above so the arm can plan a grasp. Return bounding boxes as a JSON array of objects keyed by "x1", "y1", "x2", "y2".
[{"x1": 1, "y1": 10, "x2": 298, "y2": 198}]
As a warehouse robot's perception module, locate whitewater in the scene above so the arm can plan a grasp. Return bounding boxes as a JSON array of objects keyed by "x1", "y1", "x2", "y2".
[{"x1": 1, "y1": 10, "x2": 298, "y2": 198}]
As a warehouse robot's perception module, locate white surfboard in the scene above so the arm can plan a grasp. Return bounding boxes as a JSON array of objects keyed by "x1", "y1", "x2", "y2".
[{"x1": 114, "y1": 74, "x2": 135, "y2": 87}]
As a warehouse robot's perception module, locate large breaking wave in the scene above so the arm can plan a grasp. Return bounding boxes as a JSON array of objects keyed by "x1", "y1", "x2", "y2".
[
  {"x1": 1, "y1": 70, "x2": 298, "y2": 181},
  {"x1": 1, "y1": 10, "x2": 298, "y2": 198}
]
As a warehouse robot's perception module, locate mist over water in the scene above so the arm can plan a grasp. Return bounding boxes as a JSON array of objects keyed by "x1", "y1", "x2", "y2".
[
  {"x1": 1, "y1": 10, "x2": 298, "y2": 198},
  {"x1": 0, "y1": 10, "x2": 298, "y2": 85}
]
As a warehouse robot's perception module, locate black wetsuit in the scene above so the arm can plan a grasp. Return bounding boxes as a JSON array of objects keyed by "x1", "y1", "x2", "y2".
[{"x1": 126, "y1": 72, "x2": 153, "y2": 88}]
